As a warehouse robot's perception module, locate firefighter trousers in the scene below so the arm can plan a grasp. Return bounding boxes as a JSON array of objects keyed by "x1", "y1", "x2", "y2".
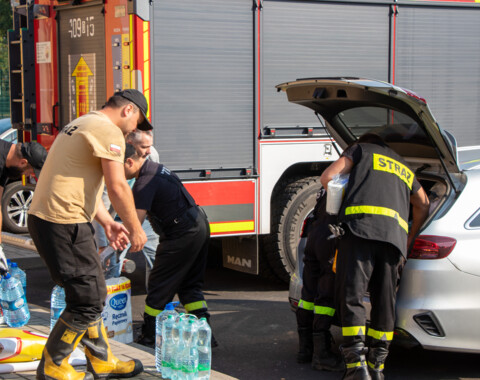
[
  {"x1": 28, "y1": 215, "x2": 107, "y2": 323},
  {"x1": 145, "y1": 209, "x2": 210, "y2": 317},
  {"x1": 335, "y1": 226, "x2": 404, "y2": 351},
  {"x1": 297, "y1": 218, "x2": 337, "y2": 332}
]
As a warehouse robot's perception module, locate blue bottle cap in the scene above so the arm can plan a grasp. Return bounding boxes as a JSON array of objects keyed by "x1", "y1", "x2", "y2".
[
  {"x1": 164, "y1": 301, "x2": 180, "y2": 310},
  {"x1": 11, "y1": 263, "x2": 18, "y2": 268}
]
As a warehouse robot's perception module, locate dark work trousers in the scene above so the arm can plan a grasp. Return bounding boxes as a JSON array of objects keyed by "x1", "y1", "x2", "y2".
[
  {"x1": 335, "y1": 226, "x2": 403, "y2": 351},
  {"x1": 145, "y1": 209, "x2": 210, "y2": 317},
  {"x1": 28, "y1": 215, "x2": 107, "y2": 323},
  {"x1": 297, "y1": 218, "x2": 337, "y2": 332}
]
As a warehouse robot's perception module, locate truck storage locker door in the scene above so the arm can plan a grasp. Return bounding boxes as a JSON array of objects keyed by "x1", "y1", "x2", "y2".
[
  {"x1": 57, "y1": 4, "x2": 106, "y2": 129},
  {"x1": 262, "y1": 1, "x2": 390, "y2": 128},
  {"x1": 395, "y1": 7, "x2": 480, "y2": 146},
  {"x1": 151, "y1": 0, "x2": 253, "y2": 174}
]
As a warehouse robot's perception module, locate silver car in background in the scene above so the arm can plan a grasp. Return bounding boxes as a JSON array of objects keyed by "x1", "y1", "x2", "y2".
[{"x1": 280, "y1": 78, "x2": 480, "y2": 354}]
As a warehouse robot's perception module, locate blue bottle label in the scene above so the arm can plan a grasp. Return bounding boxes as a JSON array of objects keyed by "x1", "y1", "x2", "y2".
[{"x1": 2, "y1": 296, "x2": 26, "y2": 311}]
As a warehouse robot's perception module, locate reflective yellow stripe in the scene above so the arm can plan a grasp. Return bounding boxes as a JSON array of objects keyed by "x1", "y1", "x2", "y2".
[
  {"x1": 298, "y1": 299, "x2": 314, "y2": 311},
  {"x1": 368, "y1": 361, "x2": 385, "y2": 370},
  {"x1": 345, "y1": 205, "x2": 408, "y2": 233},
  {"x1": 210, "y1": 221, "x2": 255, "y2": 234},
  {"x1": 184, "y1": 300, "x2": 208, "y2": 312},
  {"x1": 367, "y1": 328, "x2": 394, "y2": 341},
  {"x1": 145, "y1": 305, "x2": 162, "y2": 317},
  {"x1": 342, "y1": 326, "x2": 366, "y2": 336},
  {"x1": 346, "y1": 361, "x2": 366, "y2": 369},
  {"x1": 373, "y1": 153, "x2": 414, "y2": 190},
  {"x1": 314, "y1": 306, "x2": 335, "y2": 317}
]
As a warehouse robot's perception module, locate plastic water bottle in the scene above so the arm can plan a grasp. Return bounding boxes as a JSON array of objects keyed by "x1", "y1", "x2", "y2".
[
  {"x1": 182, "y1": 319, "x2": 199, "y2": 380},
  {"x1": 0, "y1": 305, "x2": 5, "y2": 325},
  {"x1": 156, "y1": 301, "x2": 180, "y2": 373},
  {"x1": 50, "y1": 285, "x2": 66, "y2": 331},
  {"x1": 0, "y1": 277, "x2": 4, "y2": 325},
  {"x1": 171, "y1": 315, "x2": 186, "y2": 380},
  {"x1": 161, "y1": 315, "x2": 176, "y2": 379},
  {"x1": 197, "y1": 318, "x2": 212, "y2": 380},
  {"x1": 10, "y1": 262, "x2": 27, "y2": 294},
  {"x1": 0, "y1": 273, "x2": 30, "y2": 327}
]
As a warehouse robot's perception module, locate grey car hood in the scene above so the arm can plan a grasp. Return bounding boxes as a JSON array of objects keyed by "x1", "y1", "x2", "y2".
[{"x1": 276, "y1": 78, "x2": 460, "y2": 174}]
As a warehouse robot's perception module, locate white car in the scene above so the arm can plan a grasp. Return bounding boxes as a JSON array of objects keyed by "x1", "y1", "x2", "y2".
[{"x1": 280, "y1": 78, "x2": 480, "y2": 353}]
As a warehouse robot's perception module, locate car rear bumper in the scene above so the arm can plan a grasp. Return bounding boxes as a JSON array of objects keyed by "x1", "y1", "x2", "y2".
[{"x1": 396, "y1": 257, "x2": 480, "y2": 353}]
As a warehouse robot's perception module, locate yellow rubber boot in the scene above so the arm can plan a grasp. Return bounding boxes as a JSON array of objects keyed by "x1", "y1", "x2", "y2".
[
  {"x1": 37, "y1": 312, "x2": 94, "y2": 380},
  {"x1": 82, "y1": 318, "x2": 143, "y2": 379}
]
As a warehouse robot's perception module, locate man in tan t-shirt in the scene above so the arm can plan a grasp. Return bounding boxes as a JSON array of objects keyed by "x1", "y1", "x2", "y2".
[{"x1": 28, "y1": 89, "x2": 150, "y2": 380}]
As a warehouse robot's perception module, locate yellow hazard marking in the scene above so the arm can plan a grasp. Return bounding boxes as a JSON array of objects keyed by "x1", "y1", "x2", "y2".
[
  {"x1": 298, "y1": 299, "x2": 314, "y2": 311},
  {"x1": 345, "y1": 205, "x2": 408, "y2": 233},
  {"x1": 60, "y1": 329, "x2": 77, "y2": 344},
  {"x1": 72, "y1": 56, "x2": 93, "y2": 117},
  {"x1": 367, "y1": 328, "x2": 394, "y2": 341},
  {"x1": 122, "y1": 34, "x2": 130, "y2": 89},
  {"x1": 184, "y1": 300, "x2": 208, "y2": 312},
  {"x1": 209, "y1": 221, "x2": 255, "y2": 234},
  {"x1": 145, "y1": 305, "x2": 162, "y2": 317},
  {"x1": 88, "y1": 326, "x2": 99, "y2": 339},
  {"x1": 346, "y1": 361, "x2": 366, "y2": 368},
  {"x1": 373, "y1": 153, "x2": 414, "y2": 190},
  {"x1": 342, "y1": 326, "x2": 366, "y2": 336},
  {"x1": 368, "y1": 361, "x2": 385, "y2": 370},
  {"x1": 314, "y1": 306, "x2": 335, "y2": 316}
]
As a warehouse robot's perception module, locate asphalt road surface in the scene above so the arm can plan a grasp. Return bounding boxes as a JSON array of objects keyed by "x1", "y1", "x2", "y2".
[{"x1": 12, "y1": 248, "x2": 480, "y2": 380}]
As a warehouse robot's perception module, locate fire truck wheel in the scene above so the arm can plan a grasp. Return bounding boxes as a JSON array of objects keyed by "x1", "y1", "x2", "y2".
[
  {"x1": 1, "y1": 181, "x2": 35, "y2": 234},
  {"x1": 262, "y1": 176, "x2": 320, "y2": 283}
]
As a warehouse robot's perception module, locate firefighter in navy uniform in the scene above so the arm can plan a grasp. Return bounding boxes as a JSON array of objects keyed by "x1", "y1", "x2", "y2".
[
  {"x1": 296, "y1": 188, "x2": 343, "y2": 372},
  {"x1": 320, "y1": 133, "x2": 429, "y2": 380},
  {"x1": 123, "y1": 144, "x2": 215, "y2": 347}
]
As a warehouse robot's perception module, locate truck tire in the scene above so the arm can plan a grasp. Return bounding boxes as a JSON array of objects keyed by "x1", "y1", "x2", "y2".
[
  {"x1": 262, "y1": 176, "x2": 321, "y2": 283},
  {"x1": 1, "y1": 182, "x2": 35, "y2": 234}
]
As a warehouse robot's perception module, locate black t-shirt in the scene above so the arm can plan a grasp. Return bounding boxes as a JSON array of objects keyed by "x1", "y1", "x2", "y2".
[
  {"x1": 0, "y1": 140, "x2": 13, "y2": 188},
  {"x1": 132, "y1": 160, "x2": 193, "y2": 226}
]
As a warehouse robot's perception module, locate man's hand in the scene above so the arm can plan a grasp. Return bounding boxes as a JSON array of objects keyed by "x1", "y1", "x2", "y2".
[
  {"x1": 104, "y1": 221, "x2": 130, "y2": 251},
  {"x1": 129, "y1": 229, "x2": 147, "y2": 253},
  {"x1": 0, "y1": 245, "x2": 8, "y2": 275}
]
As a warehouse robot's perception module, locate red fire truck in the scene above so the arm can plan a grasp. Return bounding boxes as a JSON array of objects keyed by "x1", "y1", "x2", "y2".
[{"x1": 7, "y1": 0, "x2": 480, "y2": 282}]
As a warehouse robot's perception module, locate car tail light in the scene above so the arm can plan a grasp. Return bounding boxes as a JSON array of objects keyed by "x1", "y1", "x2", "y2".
[{"x1": 409, "y1": 235, "x2": 456, "y2": 259}]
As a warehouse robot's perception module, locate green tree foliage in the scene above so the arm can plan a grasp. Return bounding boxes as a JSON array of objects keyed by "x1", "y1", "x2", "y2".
[
  {"x1": 0, "y1": 1, "x2": 13, "y2": 67},
  {"x1": 0, "y1": 1, "x2": 13, "y2": 41},
  {"x1": 0, "y1": 2, "x2": 11, "y2": 117}
]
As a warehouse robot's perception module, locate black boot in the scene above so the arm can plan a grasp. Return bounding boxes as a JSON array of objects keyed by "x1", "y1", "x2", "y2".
[
  {"x1": 37, "y1": 311, "x2": 94, "y2": 380},
  {"x1": 297, "y1": 327, "x2": 313, "y2": 363},
  {"x1": 367, "y1": 347, "x2": 388, "y2": 380},
  {"x1": 135, "y1": 314, "x2": 156, "y2": 348},
  {"x1": 311, "y1": 331, "x2": 344, "y2": 371},
  {"x1": 341, "y1": 342, "x2": 372, "y2": 380}
]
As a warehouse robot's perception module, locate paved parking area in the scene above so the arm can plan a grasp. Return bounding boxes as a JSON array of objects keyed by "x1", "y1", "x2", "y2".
[{"x1": 2, "y1": 239, "x2": 235, "y2": 380}]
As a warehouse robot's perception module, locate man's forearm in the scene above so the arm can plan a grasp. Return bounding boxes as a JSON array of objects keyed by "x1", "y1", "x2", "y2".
[
  {"x1": 409, "y1": 205, "x2": 429, "y2": 240},
  {"x1": 107, "y1": 181, "x2": 143, "y2": 234}
]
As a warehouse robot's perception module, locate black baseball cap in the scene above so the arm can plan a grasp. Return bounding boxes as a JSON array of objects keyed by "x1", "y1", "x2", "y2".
[
  {"x1": 116, "y1": 89, "x2": 153, "y2": 131},
  {"x1": 20, "y1": 142, "x2": 48, "y2": 178}
]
